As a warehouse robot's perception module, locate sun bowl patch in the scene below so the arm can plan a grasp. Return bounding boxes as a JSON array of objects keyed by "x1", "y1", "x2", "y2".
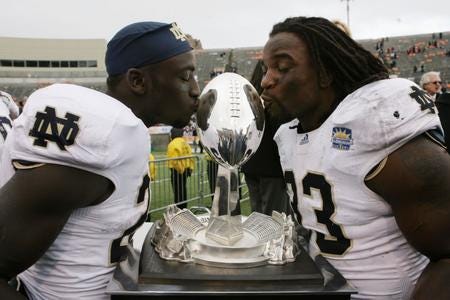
[{"x1": 331, "y1": 127, "x2": 353, "y2": 150}]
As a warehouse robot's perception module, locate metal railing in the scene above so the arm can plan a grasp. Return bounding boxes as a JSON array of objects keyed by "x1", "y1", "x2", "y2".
[{"x1": 149, "y1": 155, "x2": 248, "y2": 218}]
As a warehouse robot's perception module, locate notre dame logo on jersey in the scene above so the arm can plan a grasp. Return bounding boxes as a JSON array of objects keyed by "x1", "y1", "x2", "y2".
[
  {"x1": 29, "y1": 106, "x2": 80, "y2": 151},
  {"x1": 409, "y1": 86, "x2": 436, "y2": 114},
  {"x1": 0, "y1": 116, "x2": 12, "y2": 140}
]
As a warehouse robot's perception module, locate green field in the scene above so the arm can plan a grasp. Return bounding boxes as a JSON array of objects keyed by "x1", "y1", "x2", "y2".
[{"x1": 148, "y1": 152, "x2": 250, "y2": 221}]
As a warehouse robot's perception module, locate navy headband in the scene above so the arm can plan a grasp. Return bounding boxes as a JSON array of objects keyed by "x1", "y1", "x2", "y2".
[{"x1": 105, "y1": 21, "x2": 192, "y2": 76}]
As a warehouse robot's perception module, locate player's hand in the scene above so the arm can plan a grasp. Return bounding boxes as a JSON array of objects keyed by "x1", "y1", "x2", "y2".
[{"x1": 0, "y1": 91, "x2": 19, "y2": 119}]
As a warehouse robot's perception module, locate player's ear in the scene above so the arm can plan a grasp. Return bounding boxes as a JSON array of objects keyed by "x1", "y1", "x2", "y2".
[{"x1": 125, "y1": 68, "x2": 149, "y2": 95}]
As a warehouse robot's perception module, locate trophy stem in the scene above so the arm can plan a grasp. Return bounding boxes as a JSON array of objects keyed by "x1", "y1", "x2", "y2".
[
  {"x1": 211, "y1": 165, "x2": 240, "y2": 217},
  {"x1": 206, "y1": 165, "x2": 243, "y2": 245}
]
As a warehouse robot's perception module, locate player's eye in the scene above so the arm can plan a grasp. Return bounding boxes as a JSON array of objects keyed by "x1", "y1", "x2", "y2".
[
  {"x1": 261, "y1": 65, "x2": 268, "y2": 74},
  {"x1": 277, "y1": 64, "x2": 290, "y2": 73},
  {"x1": 180, "y1": 71, "x2": 191, "y2": 81}
]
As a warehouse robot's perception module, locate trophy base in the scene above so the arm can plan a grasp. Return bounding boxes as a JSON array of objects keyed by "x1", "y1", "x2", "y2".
[
  {"x1": 106, "y1": 222, "x2": 357, "y2": 299},
  {"x1": 153, "y1": 205, "x2": 298, "y2": 268},
  {"x1": 189, "y1": 227, "x2": 268, "y2": 268},
  {"x1": 144, "y1": 224, "x2": 323, "y2": 284}
]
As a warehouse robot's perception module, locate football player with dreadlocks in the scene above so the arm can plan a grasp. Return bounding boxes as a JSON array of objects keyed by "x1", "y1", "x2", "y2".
[{"x1": 261, "y1": 16, "x2": 450, "y2": 299}]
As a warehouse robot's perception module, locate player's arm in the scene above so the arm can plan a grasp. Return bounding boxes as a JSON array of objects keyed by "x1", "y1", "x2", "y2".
[
  {"x1": 365, "y1": 134, "x2": 450, "y2": 299},
  {"x1": 0, "y1": 163, "x2": 114, "y2": 298}
]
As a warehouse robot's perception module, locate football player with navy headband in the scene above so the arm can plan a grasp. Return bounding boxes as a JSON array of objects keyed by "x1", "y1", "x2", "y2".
[
  {"x1": 262, "y1": 17, "x2": 449, "y2": 299},
  {"x1": 0, "y1": 21, "x2": 199, "y2": 299}
]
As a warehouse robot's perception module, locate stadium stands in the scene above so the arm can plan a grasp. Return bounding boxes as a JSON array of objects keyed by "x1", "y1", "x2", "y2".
[
  {"x1": 358, "y1": 32, "x2": 450, "y2": 85},
  {"x1": 194, "y1": 48, "x2": 231, "y2": 90},
  {"x1": 1, "y1": 32, "x2": 450, "y2": 102},
  {"x1": 196, "y1": 32, "x2": 450, "y2": 91}
]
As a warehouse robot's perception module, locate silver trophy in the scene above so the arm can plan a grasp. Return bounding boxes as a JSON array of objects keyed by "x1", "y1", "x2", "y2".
[
  {"x1": 197, "y1": 72, "x2": 265, "y2": 246},
  {"x1": 153, "y1": 73, "x2": 298, "y2": 267}
]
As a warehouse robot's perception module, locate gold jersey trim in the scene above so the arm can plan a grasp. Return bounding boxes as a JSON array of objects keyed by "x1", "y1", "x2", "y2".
[
  {"x1": 12, "y1": 160, "x2": 46, "y2": 170},
  {"x1": 365, "y1": 156, "x2": 388, "y2": 181}
]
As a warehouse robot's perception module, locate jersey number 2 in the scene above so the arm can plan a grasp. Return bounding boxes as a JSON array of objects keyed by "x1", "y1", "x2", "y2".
[
  {"x1": 109, "y1": 175, "x2": 150, "y2": 264},
  {"x1": 285, "y1": 171, "x2": 351, "y2": 255}
]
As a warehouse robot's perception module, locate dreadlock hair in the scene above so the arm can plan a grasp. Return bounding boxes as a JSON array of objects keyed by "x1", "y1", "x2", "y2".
[
  {"x1": 250, "y1": 60, "x2": 265, "y2": 95},
  {"x1": 270, "y1": 17, "x2": 389, "y2": 104}
]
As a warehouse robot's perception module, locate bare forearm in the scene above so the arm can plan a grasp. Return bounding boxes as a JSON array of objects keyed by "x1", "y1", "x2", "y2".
[
  {"x1": 412, "y1": 258, "x2": 450, "y2": 300},
  {"x1": 0, "y1": 279, "x2": 27, "y2": 300}
]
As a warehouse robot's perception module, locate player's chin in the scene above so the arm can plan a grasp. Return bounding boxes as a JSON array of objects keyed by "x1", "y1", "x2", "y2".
[
  {"x1": 267, "y1": 105, "x2": 293, "y2": 124},
  {"x1": 172, "y1": 114, "x2": 194, "y2": 128}
]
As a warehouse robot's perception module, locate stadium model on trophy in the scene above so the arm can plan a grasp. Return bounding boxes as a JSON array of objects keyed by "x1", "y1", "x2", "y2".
[{"x1": 153, "y1": 73, "x2": 298, "y2": 267}]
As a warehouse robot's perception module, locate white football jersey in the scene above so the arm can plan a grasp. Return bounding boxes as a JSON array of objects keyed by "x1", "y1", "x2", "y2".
[
  {"x1": 0, "y1": 100, "x2": 14, "y2": 159},
  {"x1": 274, "y1": 78, "x2": 441, "y2": 299},
  {"x1": 0, "y1": 84, "x2": 150, "y2": 300}
]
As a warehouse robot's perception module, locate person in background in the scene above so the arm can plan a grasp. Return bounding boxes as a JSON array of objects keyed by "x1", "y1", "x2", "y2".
[
  {"x1": 0, "y1": 21, "x2": 199, "y2": 299},
  {"x1": 167, "y1": 127, "x2": 194, "y2": 209},
  {"x1": 149, "y1": 153, "x2": 156, "y2": 181},
  {"x1": 420, "y1": 71, "x2": 442, "y2": 101},
  {"x1": 262, "y1": 16, "x2": 449, "y2": 299},
  {"x1": 204, "y1": 153, "x2": 218, "y2": 201},
  {"x1": 0, "y1": 90, "x2": 20, "y2": 158},
  {"x1": 332, "y1": 19, "x2": 352, "y2": 37},
  {"x1": 420, "y1": 72, "x2": 449, "y2": 148},
  {"x1": 241, "y1": 60, "x2": 292, "y2": 215},
  {"x1": 192, "y1": 127, "x2": 203, "y2": 153},
  {"x1": 436, "y1": 91, "x2": 450, "y2": 152}
]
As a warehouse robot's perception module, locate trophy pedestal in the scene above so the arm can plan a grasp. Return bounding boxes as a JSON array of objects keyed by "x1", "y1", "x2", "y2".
[
  {"x1": 153, "y1": 206, "x2": 296, "y2": 268},
  {"x1": 189, "y1": 226, "x2": 268, "y2": 267},
  {"x1": 106, "y1": 223, "x2": 357, "y2": 299}
]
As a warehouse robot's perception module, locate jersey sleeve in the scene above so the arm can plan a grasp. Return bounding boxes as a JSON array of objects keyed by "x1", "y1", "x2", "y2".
[
  {"x1": 330, "y1": 78, "x2": 442, "y2": 177},
  {"x1": 8, "y1": 84, "x2": 145, "y2": 172},
  {"x1": 0, "y1": 103, "x2": 14, "y2": 160},
  {"x1": 0, "y1": 102, "x2": 13, "y2": 142}
]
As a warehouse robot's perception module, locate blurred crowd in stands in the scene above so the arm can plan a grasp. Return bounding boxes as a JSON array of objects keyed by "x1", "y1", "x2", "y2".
[
  {"x1": 370, "y1": 32, "x2": 450, "y2": 87},
  {"x1": 1, "y1": 31, "x2": 450, "y2": 116}
]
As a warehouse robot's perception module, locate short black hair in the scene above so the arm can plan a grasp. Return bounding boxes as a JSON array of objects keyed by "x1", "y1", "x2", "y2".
[
  {"x1": 106, "y1": 74, "x2": 124, "y2": 92},
  {"x1": 270, "y1": 17, "x2": 389, "y2": 103},
  {"x1": 106, "y1": 63, "x2": 158, "y2": 92},
  {"x1": 170, "y1": 127, "x2": 184, "y2": 139}
]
